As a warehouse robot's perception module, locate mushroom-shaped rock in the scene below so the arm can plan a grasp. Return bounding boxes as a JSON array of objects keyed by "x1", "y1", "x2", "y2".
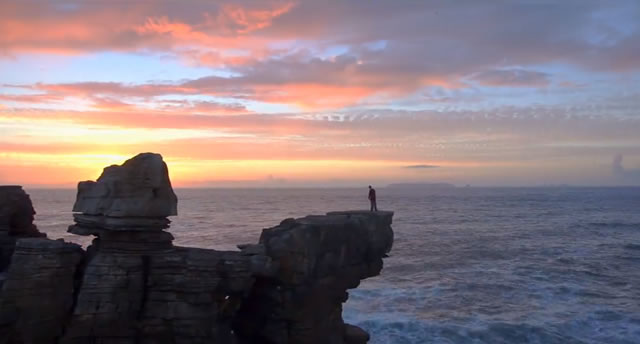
[{"x1": 69, "y1": 153, "x2": 178, "y2": 237}]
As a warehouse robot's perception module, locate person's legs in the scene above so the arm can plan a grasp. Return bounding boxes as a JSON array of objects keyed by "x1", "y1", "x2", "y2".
[
  {"x1": 370, "y1": 200, "x2": 374, "y2": 211},
  {"x1": 373, "y1": 200, "x2": 378, "y2": 211}
]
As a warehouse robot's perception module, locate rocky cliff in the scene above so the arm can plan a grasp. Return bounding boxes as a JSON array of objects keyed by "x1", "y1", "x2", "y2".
[{"x1": 0, "y1": 153, "x2": 393, "y2": 344}]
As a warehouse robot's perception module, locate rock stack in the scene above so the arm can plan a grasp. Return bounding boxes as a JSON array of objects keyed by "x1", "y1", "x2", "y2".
[
  {"x1": 0, "y1": 186, "x2": 45, "y2": 270},
  {"x1": 62, "y1": 153, "x2": 181, "y2": 342},
  {"x1": 68, "y1": 152, "x2": 178, "y2": 252}
]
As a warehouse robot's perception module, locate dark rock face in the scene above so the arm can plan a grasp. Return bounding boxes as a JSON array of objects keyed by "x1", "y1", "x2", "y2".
[
  {"x1": 233, "y1": 211, "x2": 393, "y2": 344},
  {"x1": 0, "y1": 186, "x2": 37, "y2": 234},
  {"x1": 59, "y1": 244, "x2": 261, "y2": 343},
  {"x1": 0, "y1": 186, "x2": 46, "y2": 271},
  {"x1": 344, "y1": 323, "x2": 371, "y2": 344},
  {"x1": 0, "y1": 154, "x2": 394, "y2": 344},
  {"x1": 0, "y1": 239, "x2": 83, "y2": 344}
]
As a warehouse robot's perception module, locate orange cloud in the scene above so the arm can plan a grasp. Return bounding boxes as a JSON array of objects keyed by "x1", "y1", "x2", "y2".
[
  {"x1": 0, "y1": 93, "x2": 66, "y2": 104},
  {"x1": 89, "y1": 98, "x2": 140, "y2": 112}
]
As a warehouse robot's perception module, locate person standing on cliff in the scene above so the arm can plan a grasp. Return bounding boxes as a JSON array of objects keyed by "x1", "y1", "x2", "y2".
[{"x1": 368, "y1": 185, "x2": 378, "y2": 212}]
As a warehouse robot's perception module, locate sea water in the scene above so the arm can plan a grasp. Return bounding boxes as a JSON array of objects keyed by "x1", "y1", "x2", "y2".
[{"x1": 28, "y1": 187, "x2": 640, "y2": 344}]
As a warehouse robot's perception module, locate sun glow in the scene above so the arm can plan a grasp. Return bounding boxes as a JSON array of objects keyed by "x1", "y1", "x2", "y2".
[{"x1": 0, "y1": 149, "x2": 450, "y2": 187}]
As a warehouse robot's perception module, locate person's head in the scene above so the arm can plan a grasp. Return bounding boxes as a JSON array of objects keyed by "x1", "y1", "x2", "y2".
[{"x1": 368, "y1": 185, "x2": 372, "y2": 189}]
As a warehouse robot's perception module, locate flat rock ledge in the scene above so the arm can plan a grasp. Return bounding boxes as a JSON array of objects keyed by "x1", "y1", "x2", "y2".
[{"x1": 0, "y1": 154, "x2": 394, "y2": 344}]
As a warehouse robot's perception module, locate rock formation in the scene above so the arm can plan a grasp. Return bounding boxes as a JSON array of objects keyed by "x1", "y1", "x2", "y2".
[
  {"x1": 0, "y1": 185, "x2": 46, "y2": 271},
  {"x1": 0, "y1": 153, "x2": 394, "y2": 344},
  {"x1": 233, "y1": 211, "x2": 394, "y2": 344}
]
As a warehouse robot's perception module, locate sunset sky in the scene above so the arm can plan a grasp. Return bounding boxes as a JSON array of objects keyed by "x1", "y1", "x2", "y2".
[{"x1": 1, "y1": 0, "x2": 640, "y2": 187}]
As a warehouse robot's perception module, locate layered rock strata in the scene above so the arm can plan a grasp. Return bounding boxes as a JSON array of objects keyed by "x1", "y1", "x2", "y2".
[
  {"x1": 0, "y1": 239, "x2": 83, "y2": 344},
  {"x1": 58, "y1": 153, "x2": 263, "y2": 343},
  {"x1": 0, "y1": 153, "x2": 394, "y2": 344}
]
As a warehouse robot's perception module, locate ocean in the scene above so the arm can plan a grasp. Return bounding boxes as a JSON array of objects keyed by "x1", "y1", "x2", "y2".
[{"x1": 28, "y1": 187, "x2": 640, "y2": 344}]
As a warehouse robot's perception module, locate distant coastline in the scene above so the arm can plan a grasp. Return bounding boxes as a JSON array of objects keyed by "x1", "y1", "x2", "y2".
[{"x1": 386, "y1": 183, "x2": 457, "y2": 190}]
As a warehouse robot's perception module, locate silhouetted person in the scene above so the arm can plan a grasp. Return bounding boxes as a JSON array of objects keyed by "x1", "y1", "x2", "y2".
[{"x1": 368, "y1": 185, "x2": 378, "y2": 211}]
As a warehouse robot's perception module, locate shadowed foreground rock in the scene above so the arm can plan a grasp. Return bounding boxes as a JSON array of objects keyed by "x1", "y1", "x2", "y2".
[
  {"x1": 0, "y1": 186, "x2": 46, "y2": 271},
  {"x1": 0, "y1": 153, "x2": 393, "y2": 344},
  {"x1": 0, "y1": 239, "x2": 83, "y2": 343},
  {"x1": 234, "y1": 210, "x2": 393, "y2": 344}
]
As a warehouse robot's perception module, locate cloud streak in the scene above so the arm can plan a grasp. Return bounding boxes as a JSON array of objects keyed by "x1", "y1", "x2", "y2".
[
  {"x1": 471, "y1": 69, "x2": 550, "y2": 88},
  {"x1": 404, "y1": 165, "x2": 439, "y2": 169}
]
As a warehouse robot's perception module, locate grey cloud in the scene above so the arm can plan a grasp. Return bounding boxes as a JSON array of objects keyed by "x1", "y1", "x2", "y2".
[
  {"x1": 471, "y1": 69, "x2": 550, "y2": 87},
  {"x1": 268, "y1": 0, "x2": 640, "y2": 73}
]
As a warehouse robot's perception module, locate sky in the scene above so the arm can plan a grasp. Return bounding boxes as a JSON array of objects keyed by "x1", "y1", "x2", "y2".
[{"x1": 1, "y1": 0, "x2": 640, "y2": 187}]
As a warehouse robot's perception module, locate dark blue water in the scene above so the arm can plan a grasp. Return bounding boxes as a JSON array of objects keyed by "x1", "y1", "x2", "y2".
[{"x1": 29, "y1": 187, "x2": 640, "y2": 344}]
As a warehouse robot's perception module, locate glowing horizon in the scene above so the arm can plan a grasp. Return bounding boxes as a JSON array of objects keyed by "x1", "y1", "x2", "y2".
[{"x1": 1, "y1": 1, "x2": 640, "y2": 187}]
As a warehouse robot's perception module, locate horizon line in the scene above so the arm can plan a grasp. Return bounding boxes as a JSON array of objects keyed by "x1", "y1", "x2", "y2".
[{"x1": 14, "y1": 184, "x2": 640, "y2": 190}]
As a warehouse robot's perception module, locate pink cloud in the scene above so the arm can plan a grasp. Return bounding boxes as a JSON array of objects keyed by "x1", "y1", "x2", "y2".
[{"x1": 0, "y1": 1, "x2": 295, "y2": 67}]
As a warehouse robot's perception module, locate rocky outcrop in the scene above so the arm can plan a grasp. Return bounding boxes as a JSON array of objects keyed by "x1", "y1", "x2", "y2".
[
  {"x1": 0, "y1": 186, "x2": 46, "y2": 271},
  {"x1": 233, "y1": 210, "x2": 393, "y2": 344},
  {"x1": 0, "y1": 153, "x2": 394, "y2": 344}
]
